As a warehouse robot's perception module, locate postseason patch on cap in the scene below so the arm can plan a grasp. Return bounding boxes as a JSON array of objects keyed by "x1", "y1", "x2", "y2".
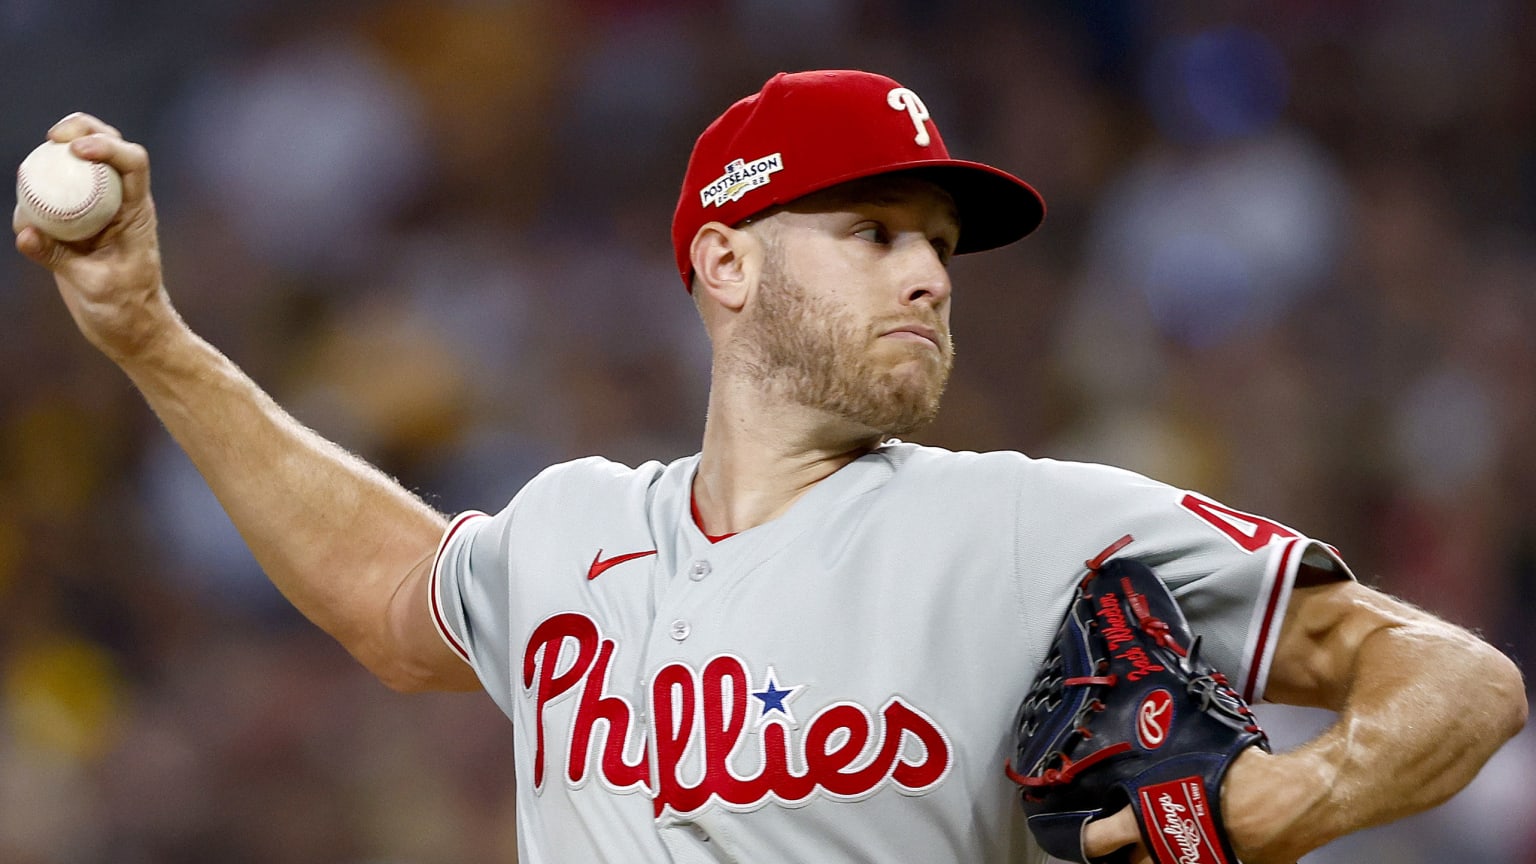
[{"x1": 699, "y1": 153, "x2": 784, "y2": 208}]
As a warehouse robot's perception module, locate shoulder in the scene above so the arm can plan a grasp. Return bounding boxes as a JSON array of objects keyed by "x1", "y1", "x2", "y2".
[
  {"x1": 534, "y1": 454, "x2": 669, "y2": 484},
  {"x1": 879, "y1": 439, "x2": 1028, "y2": 475},
  {"x1": 514, "y1": 453, "x2": 691, "y2": 510},
  {"x1": 881, "y1": 441, "x2": 1222, "y2": 553},
  {"x1": 879, "y1": 440, "x2": 1165, "y2": 496}
]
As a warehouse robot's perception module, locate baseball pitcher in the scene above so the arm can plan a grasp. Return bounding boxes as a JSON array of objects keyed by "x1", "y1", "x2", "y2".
[{"x1": 14, "y1": 69, "x2": 1526, "y2": 863}]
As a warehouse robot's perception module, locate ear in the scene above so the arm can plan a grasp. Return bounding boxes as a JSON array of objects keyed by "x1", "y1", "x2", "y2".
[{"x1": 690, "y1": 221, "x2": 760, "y2": 312}]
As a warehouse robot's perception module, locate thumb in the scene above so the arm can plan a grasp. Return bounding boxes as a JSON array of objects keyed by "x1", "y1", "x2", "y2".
[{"x1": 13, "y1": 223, "x2": 64, "y2": 268}]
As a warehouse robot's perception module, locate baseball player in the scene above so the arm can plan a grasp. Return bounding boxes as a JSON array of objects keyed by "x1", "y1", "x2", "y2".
[{"x1": 14, "y1": 70, "x2": 1526, "y2": 863}]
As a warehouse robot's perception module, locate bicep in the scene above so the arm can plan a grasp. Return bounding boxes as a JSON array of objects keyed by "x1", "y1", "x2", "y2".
[{"x1": 1263, "y1": 572, "x2": 1444, "y2": 710}]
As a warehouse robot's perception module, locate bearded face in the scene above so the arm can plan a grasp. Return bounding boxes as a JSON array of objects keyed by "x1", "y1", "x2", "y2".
[{"x1": 725, "y1": 244, "x2": 955, "y2": 437}]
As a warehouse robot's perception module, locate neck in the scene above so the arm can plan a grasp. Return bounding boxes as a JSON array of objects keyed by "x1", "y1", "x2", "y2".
[{"x1": 693, "y1": 375, "x2": 881, "y2": 537}]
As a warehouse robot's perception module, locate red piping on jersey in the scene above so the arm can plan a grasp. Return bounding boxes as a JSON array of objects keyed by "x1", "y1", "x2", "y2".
[
  {"x1": 430, "y1": 512, "x2": 480, "y2": 665},
  {"x1": 690, "y1": 491, "x2": 738, "y2": 544},
  {"x1": 1242, "y1": 538, "x2": 1298, "y2": 702}
]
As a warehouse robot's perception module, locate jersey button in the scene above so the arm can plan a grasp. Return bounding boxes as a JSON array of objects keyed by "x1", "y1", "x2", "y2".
[
  {"x1": 669, "y1": 619, "x2": 691, "y2": 641},
  {"x1": 688, "y1": 560, "x2": 712, "y2": 581}
]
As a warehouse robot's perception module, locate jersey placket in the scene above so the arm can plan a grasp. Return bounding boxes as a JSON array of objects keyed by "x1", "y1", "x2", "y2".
[{"x1": 637, "y1": 453, "x2": 897, "y2": 839}]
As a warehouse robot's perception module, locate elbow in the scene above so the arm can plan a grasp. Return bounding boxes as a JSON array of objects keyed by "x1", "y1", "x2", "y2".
[
  {"x1": 1479, "y1": 642, "x2": 1528, "y2": 742},
  {"x1": 1498, "y1": 662, "x2": 1529, "y2": 740}
]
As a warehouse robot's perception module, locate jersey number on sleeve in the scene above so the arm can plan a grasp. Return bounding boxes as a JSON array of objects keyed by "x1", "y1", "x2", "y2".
[{"x1": 1179, "y1": 492, "x2": 1298, "y2": 553}]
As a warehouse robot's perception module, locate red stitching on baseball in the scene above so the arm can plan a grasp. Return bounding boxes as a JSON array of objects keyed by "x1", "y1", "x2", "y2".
[{"x1": 18, "y1": 160, "x2": 109, "y2": 221}]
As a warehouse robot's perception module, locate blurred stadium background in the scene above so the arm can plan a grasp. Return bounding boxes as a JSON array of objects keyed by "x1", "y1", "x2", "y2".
[{"x1": 1, "y1": 1, "x2": 1532, "y2": 861}]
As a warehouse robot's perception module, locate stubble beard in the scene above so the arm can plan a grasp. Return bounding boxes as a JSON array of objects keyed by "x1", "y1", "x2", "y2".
[{"x1": 725, "y1": 260, "x2": 954, "y2": 438}]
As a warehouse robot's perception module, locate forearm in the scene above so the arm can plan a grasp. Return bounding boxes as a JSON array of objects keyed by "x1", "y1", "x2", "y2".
[
  {"x1": 122, "y1": 306, "x2": 449, "y2": 681},
  {"x1": 1228, "y1": 607, "x2": 1528, "y2": 860},
  {"x1": 13, "y1": 118, "x2": 464, "y2": 690}
]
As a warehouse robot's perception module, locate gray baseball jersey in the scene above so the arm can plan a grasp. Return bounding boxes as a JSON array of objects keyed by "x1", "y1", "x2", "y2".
[{"x1": 430, "y1": 441, "x2": 1350, "y2": 863}]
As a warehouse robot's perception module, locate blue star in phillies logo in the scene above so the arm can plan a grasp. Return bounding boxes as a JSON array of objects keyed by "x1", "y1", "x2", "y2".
[{"x1": 752, "y1": 666, "x2": 803, "y2": 726}]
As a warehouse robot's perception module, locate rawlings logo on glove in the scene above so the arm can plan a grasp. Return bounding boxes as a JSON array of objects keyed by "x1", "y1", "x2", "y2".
[{"x1": 1006, "y1": 536, "x2": 1269, "y2": 864}]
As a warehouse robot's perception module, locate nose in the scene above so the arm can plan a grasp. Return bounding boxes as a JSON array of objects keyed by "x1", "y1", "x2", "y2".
[{"x1": 900, "y1": 243, "x2": 952, "y2": 309}]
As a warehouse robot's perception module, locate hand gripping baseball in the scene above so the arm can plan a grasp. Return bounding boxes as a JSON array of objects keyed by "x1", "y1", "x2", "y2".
[
  {"x1": 13, "y1": 113, "x2": 169, "y2": 362},
  {"x1": 1007, "y1": 537, "x2": 1270, "y2": 864}
]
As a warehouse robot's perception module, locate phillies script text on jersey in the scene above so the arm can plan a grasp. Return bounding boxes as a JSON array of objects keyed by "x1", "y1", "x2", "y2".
[{"x1": 523, "y1": 612, "x2": 953, "y2": 818}]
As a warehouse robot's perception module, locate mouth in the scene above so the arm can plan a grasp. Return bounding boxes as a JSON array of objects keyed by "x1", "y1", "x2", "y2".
[{"x1": 880, "y1": 323, "x2": 943, "y2": 350}]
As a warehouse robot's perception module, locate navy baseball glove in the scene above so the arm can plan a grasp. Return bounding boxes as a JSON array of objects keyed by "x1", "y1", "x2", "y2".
[{"x1": 1006, "y1": 538, "x2": 1269, "y2": 864}]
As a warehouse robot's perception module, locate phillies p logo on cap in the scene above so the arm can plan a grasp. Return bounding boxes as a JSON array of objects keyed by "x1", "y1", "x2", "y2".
[
  {"x1": 670, "y1": 69, "x2": 1046, "y2": 289},
  {"x1": 886, "y1": 87, "x2": 932, "y2": 145}
]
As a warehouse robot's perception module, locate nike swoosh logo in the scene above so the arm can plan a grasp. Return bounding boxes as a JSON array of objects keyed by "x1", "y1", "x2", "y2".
[{"x1": 587, "y1": 548, "x2": 658, "y2": 581}]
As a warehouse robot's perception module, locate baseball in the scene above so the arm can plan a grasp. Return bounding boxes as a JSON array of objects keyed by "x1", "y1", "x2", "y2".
[{"x1": 15, "y1": 140, "x2": 123, "y2": 242}]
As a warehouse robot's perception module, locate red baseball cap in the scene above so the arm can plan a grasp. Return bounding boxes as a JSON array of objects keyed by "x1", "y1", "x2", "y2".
[{"x1": 671, "y1": 69, "x2": 1046, "y2": 288}]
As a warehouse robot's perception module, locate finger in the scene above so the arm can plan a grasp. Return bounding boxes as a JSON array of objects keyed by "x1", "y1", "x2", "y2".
[
  {"x1": 14, "y1": 224, "x2": 64, "y2": 268},
  {"x1": 1082, "y1": 807, "x2": 1142, "y2": 859},
  {"x1": 47, "y1": 112, "x2": 122, "y2": 143},
  {"x1": 68, "y1": 134, "x2": 152, "y2": 205}
]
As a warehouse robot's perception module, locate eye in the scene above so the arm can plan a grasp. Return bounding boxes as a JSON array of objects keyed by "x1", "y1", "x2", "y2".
[
  {"x1": 854, "y1": 222, "x2": 890, "y2": 245},
  {"x1": 930, "y1": 236, "x2": 954, "y2": 264}
]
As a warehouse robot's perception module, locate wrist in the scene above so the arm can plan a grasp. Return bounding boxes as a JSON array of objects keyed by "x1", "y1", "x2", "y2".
[
  {"x1": 97, "y1": 281, "x2": 179, "y2": 358},
  {"x1": 1220, "y1": 744, "x2": 1339, "y2": 863},
  {"x1": 114, "y1": 299, "x2": 228, "y2": 403}
]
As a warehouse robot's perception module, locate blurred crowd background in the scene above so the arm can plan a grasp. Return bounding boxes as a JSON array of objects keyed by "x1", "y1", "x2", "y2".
[{"x1": 2, "y1": 0, "x2": 1533, "y2": 861}]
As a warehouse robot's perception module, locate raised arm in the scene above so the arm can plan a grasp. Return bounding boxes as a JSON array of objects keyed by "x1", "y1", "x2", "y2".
[{"x1": 13, "y1": 114, "x2": 478, "y2": 694}]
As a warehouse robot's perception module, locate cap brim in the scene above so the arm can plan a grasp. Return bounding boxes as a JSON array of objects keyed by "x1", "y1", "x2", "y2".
[{"x1": 897, "y1": 160, "x2": 1046, "y2": 254}]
